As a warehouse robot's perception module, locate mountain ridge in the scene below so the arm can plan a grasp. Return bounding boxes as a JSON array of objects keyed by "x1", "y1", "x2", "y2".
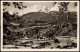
[{"x1": 21, "y1": 11, "x2": 77, "y2": 24}]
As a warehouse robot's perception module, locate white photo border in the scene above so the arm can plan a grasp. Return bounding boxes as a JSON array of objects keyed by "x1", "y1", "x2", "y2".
[{"x1": 1, "y1": 1, "x2": 79, "y2": 51}]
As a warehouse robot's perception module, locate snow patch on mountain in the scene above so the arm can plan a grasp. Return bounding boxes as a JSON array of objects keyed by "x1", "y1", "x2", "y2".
[
  {"x1": 49, "y1": 3, "x2": 61, "y2": 12},
  {"x1": 38, "y1": 6, "x2": 50, "y2": 13},
  {"x1": 38, "y1": 3, "x2": 62, "y2": 13}
]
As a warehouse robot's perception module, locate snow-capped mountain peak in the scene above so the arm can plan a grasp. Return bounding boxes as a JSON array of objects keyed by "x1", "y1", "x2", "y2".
[
  {"x1": 38, "y1": 6, "x2": 49, "y2": 13},
  {"x1": 49, "y1": 3, "x2": 62, "y2": 12},
  {"x1": 38, "y1": 4, "x2": 62, "y2": 13}
]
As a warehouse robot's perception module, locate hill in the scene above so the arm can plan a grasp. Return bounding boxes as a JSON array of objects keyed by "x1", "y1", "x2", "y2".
[{"x1": 21, "y1": 11, "x2": 77, "y2": 24}]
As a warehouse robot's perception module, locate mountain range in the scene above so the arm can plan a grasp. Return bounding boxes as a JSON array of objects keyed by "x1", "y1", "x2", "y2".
[{"x1": 20, "y1": 11, "x2": 77, "y2": 24}]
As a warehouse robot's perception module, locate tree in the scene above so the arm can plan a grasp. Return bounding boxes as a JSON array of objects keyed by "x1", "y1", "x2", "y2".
[
  {"x1": 3, "y1": 2, "x2": 27, "y2": 11},
  {"x1": 59, "y1": 2, "x2": 69, "y2": 11},
  {"x1": 3, "y1": 2, "x2": 27, "y2": 45},
  {"x1": 52, "y1": 2, "x2": 77, "y2": 20},
  {"x1": 52, "y1": 2, "x2": 69, "y2": 12},
  {"x1": 74, "y1": 2, "x2": 77, "y2": 7},
  {"x1": 53, "y1": 2, "x2": 77, "y2": 12}
]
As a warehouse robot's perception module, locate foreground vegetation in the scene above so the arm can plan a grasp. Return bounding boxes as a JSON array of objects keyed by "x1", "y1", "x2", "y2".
[{"x1": 3, "y1": 11, "x2": 77, "y2": 49}]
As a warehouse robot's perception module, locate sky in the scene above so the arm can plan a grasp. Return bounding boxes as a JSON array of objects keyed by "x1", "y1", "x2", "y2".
[{"x1": 3, "y1": 2, "x2": 77, "y2": 16}]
